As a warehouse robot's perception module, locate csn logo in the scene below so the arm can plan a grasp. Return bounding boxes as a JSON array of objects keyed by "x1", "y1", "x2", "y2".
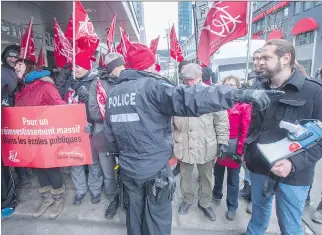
[{"x1": 8, "y1": 150, "x2": 20, "y2": 163}]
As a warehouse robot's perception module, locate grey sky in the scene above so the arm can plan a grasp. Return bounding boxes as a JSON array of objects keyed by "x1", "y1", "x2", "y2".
[{"x1": 143, "y1": 2, "x2": 178, "y2": 50}]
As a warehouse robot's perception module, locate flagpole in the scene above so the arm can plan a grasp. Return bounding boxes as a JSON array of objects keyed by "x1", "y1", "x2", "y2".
[
  {"x1": 176, "y1": 56, "x2": 179, "y2": 85},
  {"x1": 245, "y1": 2, "x2": 253, "y2": 83},
  {"x1": 73, "y1": 1, "x2": 76, "y2": 80},
  {"x1": 24, "y1": 17, "x2": 33, "y2": 60}
]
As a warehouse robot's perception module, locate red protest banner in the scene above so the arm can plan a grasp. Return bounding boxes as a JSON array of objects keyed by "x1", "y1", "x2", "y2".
[{"x1": 1, "y1": 104, "x2": 92, "y2": 168}]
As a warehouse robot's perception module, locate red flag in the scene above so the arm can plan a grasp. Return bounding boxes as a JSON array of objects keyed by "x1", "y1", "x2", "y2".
[
  {"x1": 75, "y1": 1, "x2": 99, "y2": 56},
  {"x1": 54, "y1": 18, "x2": 73, "y2": 68},
  {"x1": 106, "y1": 13, "x2": 117, "y2": 53},
  {"x1": 20, "y1": 19, "x2": 36, "y2": 62},
  {"x1": 197, "y1": 1, "x2": 248, "y2": 66},
  {"x1": 99, "y1": 53, "x2": 104, "y2": 68},
  {"x1": 150, "y1": 36, "x2": 160, "y2": 55},
  {"x1": 37, "y1": 46, "x2": 46, "y2": 67},
  {"x1": 116, "y1": 25, "x2": 132, "y2": 66},
  {"x1": 65, "y1": 15, "x2": 73, "y2": 42},
  {"x1": 170, "y1": 25, "x2": 184, "y2": 62}
]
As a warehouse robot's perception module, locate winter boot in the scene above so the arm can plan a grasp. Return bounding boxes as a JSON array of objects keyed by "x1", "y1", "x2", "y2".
[
  {"x1": 32, "y1": 186, "x2": 54, "y2": 218},
  {"x1": 48, "y1": 185, "x2": 66, "y2": 220},
  {"x1": 238, "y1": 180, "x2": 251, "y2": 201}
]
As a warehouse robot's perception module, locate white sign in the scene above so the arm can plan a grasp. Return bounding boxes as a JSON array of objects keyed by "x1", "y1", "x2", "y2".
[{"x1": 195, "y1": 2, "x2": 210, "y2": 37}]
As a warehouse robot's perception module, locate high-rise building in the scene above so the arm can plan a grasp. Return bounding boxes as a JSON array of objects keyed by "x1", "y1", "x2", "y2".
[
  {"x1": 133, "y1": 1, "x2": 147, "y2": 44},
  {"x1": 178, "y1": 1, "x2": 193, "y2": 45}
]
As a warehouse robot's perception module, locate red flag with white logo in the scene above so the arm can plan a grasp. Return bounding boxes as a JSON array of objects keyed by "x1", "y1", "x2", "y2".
[
  {"x1": 20, "y1": 18, "x2": 36, "y2": 62},
  {"x1": 116, "y1": 25, "x2": 132, "y2": 66},
  {"x1": 150, "y1": 36, "x2": 160, "y2": 55},
  {"x1": 75, "y1": 1, "x2": 99, "y2": 56},
  {"x1": 170, "y1": 25, "x2": 184, "y2": 62},
  {"x1": 37, "y1": 46, "x2": 46, "y2": 67},
  {"x1": 197, "y1": 1, "x2": 248, "y2": 66},
  {"x1": 107, "y1": 13, "x2": 117, "y2": 53},
  {"x1": 54, "y1": 18, "x2": 73, "y2": 68},
  {"x1": 65, "y1": 15, "x2": 73, "y2": 42}
]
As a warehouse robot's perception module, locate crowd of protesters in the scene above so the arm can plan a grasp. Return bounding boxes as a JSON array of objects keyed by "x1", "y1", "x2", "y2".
[{"x1": 1, "y1": 39, "x2": 322, "y2": 235}]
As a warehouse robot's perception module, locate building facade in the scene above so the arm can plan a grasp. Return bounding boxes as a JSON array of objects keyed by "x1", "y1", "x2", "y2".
[
  {"x1": 132, "y1": 1, "x2": 146, "y2": 44},
  {"x1": 1, "y1": 1, "x2": 140, "y2": 68},
  {"x1": 178, "y1": 1, "x2": 193, "y2": 45},
  {"x1": 252, "y1": 1, "x2": 322, "y2": 77}
]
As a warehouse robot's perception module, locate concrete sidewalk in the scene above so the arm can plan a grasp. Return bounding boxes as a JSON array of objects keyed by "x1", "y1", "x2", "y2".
[{"x1": 8, "y1": 160, "x2": 322, "y2": 235}]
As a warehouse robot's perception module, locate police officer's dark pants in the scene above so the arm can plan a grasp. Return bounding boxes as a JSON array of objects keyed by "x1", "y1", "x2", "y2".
[{"x1": 121, "y1": 164, "x2": 174, "y2": 235}]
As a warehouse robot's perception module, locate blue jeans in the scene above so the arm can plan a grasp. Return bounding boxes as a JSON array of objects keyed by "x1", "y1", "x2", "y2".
[
  {"x1": 243, "y1": 165, "x2": 251, "y2": 185},
  {"x1": 246, "y1": 172, "x2": 309, "y2": 235},
  {"x1": 213, "y1": 162, "x2": 240, "y2": 211}
]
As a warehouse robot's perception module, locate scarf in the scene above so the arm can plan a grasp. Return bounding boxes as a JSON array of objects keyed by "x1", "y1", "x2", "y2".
[{"x1": 96, "y1": 80, "x2": 107, "y2": 120}]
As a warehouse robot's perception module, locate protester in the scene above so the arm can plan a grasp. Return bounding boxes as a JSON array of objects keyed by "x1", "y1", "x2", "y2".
[
  {"x1": 14, "y1": 69, "x2": 67, "y2": 219},
  {"x1": 12, "y1": 58, "x2": 37, "y2": 189},
  {"x1": 315, "y1": 66, "x2": 322, "y2": 80},
  {"x1": 1, "y1": 45, "x2": 20, "y2": 107},
  {"x1": 175, "y1": 63, "x2": 229, "y2": 221},
  {"x1": 99, "y1": 42, "x2": 282, "y2": 235},
  {"x1": 88, "y1": 52, "x2": 126, "y2": 219},
  {"x1": 244, "y1": 39, "x2": 322, "y2": 235},
  {"x1": 1, "y1": 56, "x2": 19, "y2": 218},
  {"x1": 172, "y1": 60, "x2": 189, "y2": 177},
  {"x1": 239, "y1": 48, "x2": 265, "y2": 214},
  {"x1": 213, "y1": 75, "x2": 252, "y2": 221},
  {"x1": 56, "y1": 52, "x2": 103, "y2": 205}
]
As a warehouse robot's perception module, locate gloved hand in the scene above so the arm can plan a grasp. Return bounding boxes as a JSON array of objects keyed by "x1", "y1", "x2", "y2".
[
  {"x1": 234, "y1": 89, "x2": 285, "y2": 110},
  {"x1": 84, "y1": 123, "x2": 92, "y2": 135},
  {"x1": 56, "y1": 64, "x2": 72, "y2": 82},
  {"x1": 77, "y1": 86, "x2": 89, "y2": 103},
  {"x1": 217, "y1": 144, "x2": 228, "y2": 158}
]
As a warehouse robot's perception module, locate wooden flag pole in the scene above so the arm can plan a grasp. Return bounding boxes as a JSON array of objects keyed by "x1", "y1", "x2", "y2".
[{"x1": 24, "y1": 17, "x2": 33, "y2": 60}]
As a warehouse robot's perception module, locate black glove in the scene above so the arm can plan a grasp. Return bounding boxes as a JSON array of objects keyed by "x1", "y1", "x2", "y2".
[
  {"x1": 217, "y1": 144, "x2": 228, "y2": 158},
  {"x1": 84, "y1": 123, "x2": 92, "y2": 135},
  {"x1": 77, "y1": 86, "x2": 89, "y2": 103},
  {"x1": 233, "y1": 89, "x2": 285, "y2": 110}
]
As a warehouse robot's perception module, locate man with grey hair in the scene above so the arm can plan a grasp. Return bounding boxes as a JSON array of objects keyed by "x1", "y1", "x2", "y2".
[{"x1": 88, "y1": 52, "x2": 126, "y2": 219}]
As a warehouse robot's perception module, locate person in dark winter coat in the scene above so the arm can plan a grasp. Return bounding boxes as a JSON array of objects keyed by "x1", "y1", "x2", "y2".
[
  {"x1": 88, "y1": 52, "x2": 126, "y2": 219},
  {"x1": 1, "y1": 45, "x2": 20, "y2": 106},
  {"x1": 15, "y1": 69, "x2": 66, "y2": 220},
  {"x1": 55, "y1": 52, "x2": 103, "y2": 206},
  {"x1": 100, "y1": 43, "x2": 282, "y2": 235}
]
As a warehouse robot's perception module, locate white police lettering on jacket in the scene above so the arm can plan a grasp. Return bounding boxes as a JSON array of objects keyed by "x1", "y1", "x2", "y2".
[{"x1": 108, "y1": 93, "x2": 136, "y2": 108}]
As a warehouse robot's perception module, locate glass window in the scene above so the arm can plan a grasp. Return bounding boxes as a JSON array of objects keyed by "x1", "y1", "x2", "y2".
[
  {"x1": 294, "y1": 1, "x2": 302, "y2": 15},
  {"x1": 295, "y1": 31, "x2": 315, "y2": 46},
  {"x1": 315, "y1": 1, "x2": 322, "y2": 6},
  {"x1": 303, "y1": 2, "x2": 313, "y2": 11},
  {"x1": 283, "y1": 7, "x2": 289, "y2": 19}
]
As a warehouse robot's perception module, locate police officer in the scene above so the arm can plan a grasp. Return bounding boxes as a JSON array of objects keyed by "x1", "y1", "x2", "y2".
[{"x1": 103, "y1": 43, "x2": 283, "y2": 235}]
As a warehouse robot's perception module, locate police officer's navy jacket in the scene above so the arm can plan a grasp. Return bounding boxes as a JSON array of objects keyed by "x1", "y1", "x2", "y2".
[
  {"x1": 103, "y1": 69, "x2": 241, "y2": 180},
  {"x1": 245, "y1": 69, "x2": 322, "y2": 186}
]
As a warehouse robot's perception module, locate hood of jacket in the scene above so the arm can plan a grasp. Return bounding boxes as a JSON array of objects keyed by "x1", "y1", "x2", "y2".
[
  {"x1": 24, "y1": 70, "x2": 51, "y2": 84},
  {"x1": 119, "y1": 69, "x2": 175, "y2": 86},
  {"x1": 79, "y1": 69, "x2": 99, "y2": 82},
  {"x1": 1, "y1": 45, "x2": 20, "y2": 67}
]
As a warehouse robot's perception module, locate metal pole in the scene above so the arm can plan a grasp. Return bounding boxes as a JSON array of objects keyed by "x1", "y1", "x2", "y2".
[
  {"x1": 310, "y1": 29, "x2": 317, "y2": 77},
  {"x1": 263, "y1": 9, "x2": 267, "y2": 40},
  {"x1": 192, "y1": 2, "x2": 199, "y2": 61},
  {"x1": 165, "y1": 28, "x2": 170, "y2": 78},
  {"x1": 24, "y1": 17, "x2": 33, "y2": 60},
  {"x1": 245, "y1": 1, "x2": 253, "y2": 83},
  {"x1": 176, "y1": 56, "x2": 179, "y2": 85},
  {"x1": 73, "y1": 1, "x2": 76, "y2": 80}
]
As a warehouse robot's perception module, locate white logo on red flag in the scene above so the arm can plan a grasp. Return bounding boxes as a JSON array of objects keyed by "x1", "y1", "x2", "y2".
[
  {"x1": 197, "y1": 1, "x2": 248, "y2": 66},
  {"x1": 54, "y1": 18, "x2": 73, "y2": 68}
]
